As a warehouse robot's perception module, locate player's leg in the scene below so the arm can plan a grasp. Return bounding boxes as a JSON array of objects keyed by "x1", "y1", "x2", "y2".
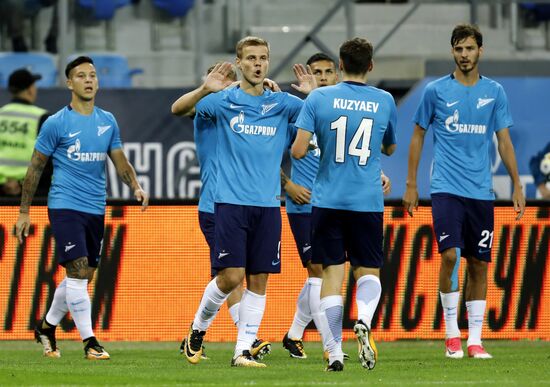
[
  {"x1": 284, "y1": 213, "x2": 316, "y2": 359},
  {"x1": 39, "y1": 209, "x2": 103, "y2": 359},
  {"x1": 311, "y1": 207, "x2": 346, "y2": 371},
  {"x1": 318, "y1": 264, "x2": 345, "y2": 371},
  {"x1": 464, "y1": 198, "x2": 494, "y2": 359},
  {"x1": 231, "y1": 206, "x2": 281, "y2": 368},
  {"x1": 35, "y1": 278, "x2": 66, "y2": 358},
  {"x1": 348, "y1": 211, "x2": 384, "y2": 370},
  {"x1": 227, "y1": 283, "x2": 243, "y2": 327},
  {"x1": 184, "y1": 268, "x2": 243, "y2": 364},
  {"x1": 305, "y1": 262, "x2": 324, "y2": 357},
  {"x1": 228, "y1": 280, "x2": 271, "y2": 361},
  {"x1": 202, "y1": 212, "x2": 246, "y2": 327},
  {"x1": 184, "y1": 204, "x2": 247, "y2": 364},
  {"x1": 180, "y1": 211, "x2": 218, "y2": 359},
  {"x1": 34, "y1": 209, "x2": 82, "y2": 358},
  {"x1": 432, "y1": 193, "x2": 466, "y2": 359},
  {"x1": 231, "y1": 273, "x2": 269, "y2": 367},
  {"x1": 80, "y1": 211, "x2": 109, "y2": 360}
]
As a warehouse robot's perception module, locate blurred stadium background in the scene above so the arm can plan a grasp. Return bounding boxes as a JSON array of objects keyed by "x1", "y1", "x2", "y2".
[{"x1": 0, "y1": 0, "x2": 549, "y2": 344}]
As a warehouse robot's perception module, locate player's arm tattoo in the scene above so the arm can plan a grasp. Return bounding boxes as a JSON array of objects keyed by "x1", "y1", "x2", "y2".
[
  {"x1": 119, "y1": 163, "x2": 141, "y2": 191},
  {"x1": 109, "y1": 149, "x2": 141, "y2": 191},
  {"x1": 65, "y1": 257, "x2": 90, "y2": 279},
  {"x1": 19, "y1": 150, "x2": 48, "y2": 214}
]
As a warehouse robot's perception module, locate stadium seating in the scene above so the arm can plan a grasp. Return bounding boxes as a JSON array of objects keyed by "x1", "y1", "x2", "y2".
[
  {"x1": 67, "y1": 53, "x2": 143, "y2": 88},
  {"x1": 519, "y1": 3, "x2": 550, "y2": 50},
  {"x1": 75, "y1": 0, "x2": 132, "y2": 50},
  {"x1": 521, "y1": 3, "x2": 550, "y2": 22},
  {"x1": 0, "y1": 53, "x2": 57, "y2": 88},
  {"x1": 151, "y1": 0, "x2": 195, "y2": 51},
  {"x1": 77, "y1": 0, "x2": 131, "y2": 20},
  {"x1": 152, "y1": 0, "x2": 195, "y2": 18}
]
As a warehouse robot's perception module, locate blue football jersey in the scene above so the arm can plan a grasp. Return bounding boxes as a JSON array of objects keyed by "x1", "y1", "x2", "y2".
[
  {"x1": 195, "y1": 86, "x2": 303, "y2": 207},
  {"x1": 35, "y1": 106, "x2": 122, "y2": 215},
  {"x1": 414, "y1": 74, "x2": 513, "y2": 200},
  {"x1": 296, "y1": 81, "x2": 397, "y2": 212},
  {"x1": 194, "y1": 114, "x2": 217, "y2": 214}
]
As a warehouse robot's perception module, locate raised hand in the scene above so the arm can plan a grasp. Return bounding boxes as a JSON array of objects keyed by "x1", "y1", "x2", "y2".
[
  {"x1": 203, "y1": 62, "x2": 236, "y2": 93},
  {"x1": 291, "y1": 64, "x2": 317, "y2": 95}
]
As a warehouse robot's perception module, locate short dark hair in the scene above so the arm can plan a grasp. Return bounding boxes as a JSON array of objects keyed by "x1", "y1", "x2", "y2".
[
  {"x1": 339, "y1": 38, "x2": 373, "y2": 76},
  {"x1": 451, "y1": 24, "x2": 483, "y2": 48},
  {"x1": 306, "y1": 52, "x2": 335, "y2": 67},
  {"x1": 65, "y1": 56, "x2": 94, "y2": 78}
]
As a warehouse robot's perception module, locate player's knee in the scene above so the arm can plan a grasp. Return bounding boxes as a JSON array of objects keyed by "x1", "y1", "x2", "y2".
[
  {"x1": 216, "y1": 269, "x2": 244, "y2": 292},
  {"x1": 307, "y1": 262, "x2": 323, "y2": 278},
  {"x1": 441, "y1": 249, "x2": 459, "y2": 266}
]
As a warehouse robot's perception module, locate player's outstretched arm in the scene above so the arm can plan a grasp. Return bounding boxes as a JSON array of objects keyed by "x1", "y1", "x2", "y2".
[
  {"x1": 291, "y1": 129, "x2": 313, "y2": 160},
  {"x1": 291, "y1": 64, "x2": 317, "y2": 95},
  {"x1": 281, "y1": 169, "x2": 311, "y2": 205},
  {"x1": 16, "y1": 149, "x2": 49, "y2": 243},
  {"x1": 171, "y1": 62, "x2": 235, "y2": 116},
  {"x1": 109, "y1": 149, "x2": 149, "y2": 211},
  {"x1": 402, "y1": 125, "x2": 426, "y2": 217},
  {"x1": 496, "y1": 128, "x2": 526, "y2": 220}
]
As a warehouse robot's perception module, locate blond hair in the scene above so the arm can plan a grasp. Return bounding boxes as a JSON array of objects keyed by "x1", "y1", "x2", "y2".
[{"x1": 236, "y1": 36, "x2": 270, "y2": 58}]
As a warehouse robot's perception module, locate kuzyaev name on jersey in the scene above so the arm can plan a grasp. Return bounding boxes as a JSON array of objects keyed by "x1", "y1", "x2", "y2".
[{"x1": 333, "y1": 98, "x2": 379, "y2": 113}]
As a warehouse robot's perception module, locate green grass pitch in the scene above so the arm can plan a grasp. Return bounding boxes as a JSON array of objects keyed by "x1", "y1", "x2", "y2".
[{"x1": 1, "y1": 340, "x2": 549, "y2": 386}]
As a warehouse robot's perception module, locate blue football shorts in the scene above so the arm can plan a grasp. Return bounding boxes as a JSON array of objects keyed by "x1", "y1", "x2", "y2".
[
  {"x1": 311, "y1": 207, "x2": 383, "y2": 269},
  {"x1": 431, "y1": 192, "x2": 494, "y2": 262},
  {"x1": 48, "y1": 209, "x2": 104, "y2": 268},
  {"x1": 213, "y1": 203, "x2": 282, "y2": 274}
]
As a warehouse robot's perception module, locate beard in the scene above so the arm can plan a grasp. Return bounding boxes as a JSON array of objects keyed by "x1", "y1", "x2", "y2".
[{"x1": 455, "y1": 56, "x2": 479, "y2": 74}]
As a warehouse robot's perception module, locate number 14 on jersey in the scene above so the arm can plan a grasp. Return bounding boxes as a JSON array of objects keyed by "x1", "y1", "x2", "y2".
[{"x1": 331, "y1": 116, "x2": 373, "y2": 166}]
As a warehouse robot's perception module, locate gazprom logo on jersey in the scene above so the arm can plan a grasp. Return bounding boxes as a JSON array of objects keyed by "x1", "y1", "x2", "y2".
[
  {"x1": 444, "y1": 109, "x2": 487, "y2": 134},
  {"x1": 229, "y1": 111, "x2": 277, "y2": 136},
  {"x1": 67, "y1": 139, "x2": 107, "y2": 162}
]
